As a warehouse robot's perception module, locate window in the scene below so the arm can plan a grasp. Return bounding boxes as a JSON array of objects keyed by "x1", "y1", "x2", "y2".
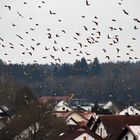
[
  {"x1": 97, "y1": 128, "x2": 99, "y2": 133},
  {"x1": 62, "y1": 107, "x2": 65, "y2": 110},
  {"x1": 100, "y1": 128, "x2": 102, "y2": 137},
  {"x1": 83, "y1": 136, "x2": 86, "y2": 140},
  {"x1": 125, "y1": 136, "x2": 128, "y2": 140}
]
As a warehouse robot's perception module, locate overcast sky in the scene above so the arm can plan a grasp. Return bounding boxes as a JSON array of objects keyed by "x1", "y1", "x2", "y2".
[{"x1": 0, "y1": 0, "x2": 140, "y2": 64}]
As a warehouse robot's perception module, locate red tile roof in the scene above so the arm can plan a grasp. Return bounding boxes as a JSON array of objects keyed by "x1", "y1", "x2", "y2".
[
  {"x1": 80, "y1": 112, "x2": 96, "y2": 120},
  {"x1": 38, "y1": 96, "x2": 71, "y2": 104}
]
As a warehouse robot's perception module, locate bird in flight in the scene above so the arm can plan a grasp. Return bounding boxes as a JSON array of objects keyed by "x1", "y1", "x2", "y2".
[
  {"x1": 49, "y1": 10, "x2": 56, "y2": 15},
  {"x1": 4, "y1": 5, "x2": 11, "y2": 11},
  {"x1": 17, "y1": 12, "x2": 24, "y2": 18},
  {"x1": 134, "y1": 25, "x2": 138, "y2": 30},
  {"x1": 86, "y1": 0, "x2": 90, "y2": 6},
  {"x1": 105, "y1": 56, "x2": 110, "y2": 60},
  {"x1": 123, "y1": 9, "x2": 129, "y2": 15}
]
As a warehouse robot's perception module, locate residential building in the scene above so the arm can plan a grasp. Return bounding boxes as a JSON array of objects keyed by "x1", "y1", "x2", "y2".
[
  {"x1": 66, "y1": 111, "x2": 88, "y2": 125},
  {"x1": 117, "y1": 125, "x2": 140, "y2": 140},
  {"x1": 89, "y1": 115, "x2": 140, "y2": 139},
  {"x1": 119, "y1": 106, "x2": 140, "y2": 115},
  {"x1": 58, "y1": 125, "x2": 105, "y2": 140},
  {"x1": 54, "y1": 104, "x2": 73, "y2": 112},
  {"x1": 102, "y1": 101, "x2": 113, "y2": 110}
]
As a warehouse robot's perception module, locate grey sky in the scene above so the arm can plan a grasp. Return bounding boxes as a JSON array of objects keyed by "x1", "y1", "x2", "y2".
[{"x1": 0, "y1": 0, "x2": 140, "y2": 64}]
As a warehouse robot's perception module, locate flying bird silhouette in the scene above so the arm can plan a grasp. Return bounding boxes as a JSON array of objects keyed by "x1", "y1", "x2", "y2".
[
  {"x1": 116, "y1": 48, "x2": 120, "y2": 53},
  {"x1": 49, "y1": 10, "x2": 56, "y2": 15},
  {"x1": 133, "y1": 18, "x2": 140, "y2": 23},
  {"x1": 123, "y1": 9, "x2": 129, "y2": 15},
  {"x1": 4, "y1": 5, "x2": 11, "y2": 10},
  {"x1": 28, "y1": 52, "x2": 32, "y2": 56},
  {"x1": 105, "y1": 56, "x2": 110, "y2": 60},
  {"x1": 83, "y1": 26, "x2": 88, "y2": 31},
  {"x1": 53, "y1": 46, "x2": 59, "y2": 51},
  {"x1": 45, "y1": 47, "x2": 50, "y2": 50},
  {"x1": 86, "y1": 0, "x2": 90, "y2": 6},
  {"x1": 0, "y1": 37, "x2": 4, "y2": 42},
  {"x1": 17, "y1": 12, "x2": 24, "y2": 18},
  {"x1": 11, "y1": 23, "x2": 16, "y2": 27},
  {"x1": 48, "y1": 33, "x2": 52, "y2": 39},
  {"x1": 92, "y1": 21, "x2": 98, "y2": 26},
  {"x1": 62, "y1": 30, "x2": 66, "y2": 33},
  {"x1": 134, "y1": 25, "x2": 138, "y2": 30},
  {"x1": 50, "y1": 54, "x2": 55, "y2": 59}
]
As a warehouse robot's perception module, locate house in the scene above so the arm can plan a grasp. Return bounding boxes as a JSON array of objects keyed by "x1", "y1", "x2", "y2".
[
  {"x1": 102, "y1": 101, "x2": 113, "y2": 110},
  {"x1": 80, "y1": 106, "x2": 92, "y2": 111},
  {"x1": 65, "y1": 117, "x2": 79, "y2": 125},
  {"x1": 66, "y1": 111, "x2": 88, "y2": 125},
  {"x1": 65, "y1": 113, "x2": 95, "y2": 126},
  {"x1": 117, "y1": 125, "x2": 140, "y2": 140},
  {"x1": 14, "y1": 122, "x2": 39, "y2": 140},
  {"x1": 55, "y1": 100, "x2": 68, "y2": 108},
  {"x1": 58, "y1": 125, "x2": 105, "y2": 140},
  {"x1": 90, "y1": 115, "x2": 140, "y2": 139},
  {"x1": 69, "y1": 98, "x2": 93, "y2": 111},
  {"x1": 54, "y1": 104, "x2": 73, "y2": 112},
  {"x1": 86, "y1": 116, "x2": 96, "y2": 130},
  {"x1": 53, "y1": 100, "x2": 74, "y2": 117},
  {"x1": 119, "y1": 106, "x2": 140, "y2": 115}
]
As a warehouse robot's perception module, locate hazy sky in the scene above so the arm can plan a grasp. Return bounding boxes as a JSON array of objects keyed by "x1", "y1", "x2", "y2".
[{"x1": 0, "y1": 0, "x2": 140, "y2": 64}]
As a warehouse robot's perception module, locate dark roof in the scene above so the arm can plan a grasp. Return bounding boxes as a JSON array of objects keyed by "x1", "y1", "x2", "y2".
[
  {"x1": 92, "y1": 115, "x2": 140, "y2": 139},
  {"x1": 59, "y1": 125, "x2": 104, "y2": 140},
  {"x1": 86, "y1": 116, "x2": 95, "y2": 128}
]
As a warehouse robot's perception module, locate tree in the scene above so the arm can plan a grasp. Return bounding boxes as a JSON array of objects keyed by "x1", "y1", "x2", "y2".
[
  {"x1": 90, "y1": 57, "x2": 101, "y2": 75},
  {"x1": 0, "y1": 101, "x2": 65, "y2": 140},
  {"x1": 14, "y1": 86, "x2": 34, "y2": 110}
]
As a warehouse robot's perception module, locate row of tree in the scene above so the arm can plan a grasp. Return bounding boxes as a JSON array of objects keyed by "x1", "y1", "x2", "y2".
[{"x1": 0, "y1": 58, "x2": 140, "y2": 104}]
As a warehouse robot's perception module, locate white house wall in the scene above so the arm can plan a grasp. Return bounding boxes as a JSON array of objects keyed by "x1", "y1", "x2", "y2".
[
  {"x1": 95, "y1": 122, "x2": 107, "y2": 138},
  {"x1": 119, "y1": 106, "x2": 140, "y2": 115},
  {"x1": 55, "y1": 105, "x2": 73, "y2": 112},
  {"x1": 66, "y1": 118, "x2": 77, "y2": 125},
  {"x1": 121, "y1": 131, "x2": 134, "y2": 140}
]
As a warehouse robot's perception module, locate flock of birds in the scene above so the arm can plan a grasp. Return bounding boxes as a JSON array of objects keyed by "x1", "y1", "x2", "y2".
[{"x1": 0, "y1": 0, "x2": 140, "y2": 64}]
